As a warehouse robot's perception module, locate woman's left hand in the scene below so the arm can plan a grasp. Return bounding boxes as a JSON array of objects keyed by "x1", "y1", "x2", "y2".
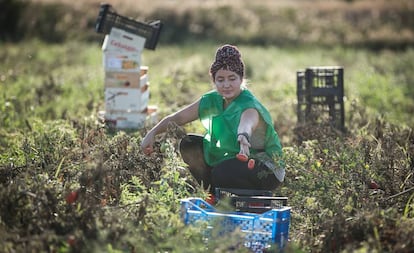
[{"x1": 237, "y1": 108, "x2": 259, "y2": 157}]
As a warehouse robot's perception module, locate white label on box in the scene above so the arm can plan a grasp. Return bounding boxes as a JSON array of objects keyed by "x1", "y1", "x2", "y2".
[
  {"x1": 102, "y1": 28, "x2": 146, "y2": 53},
  {"x1": 103, "y1": 51, "x2": 141, "y2": 72},
  {"x1": 107, "y1": 57, "x2": 122, "y2": 69}
]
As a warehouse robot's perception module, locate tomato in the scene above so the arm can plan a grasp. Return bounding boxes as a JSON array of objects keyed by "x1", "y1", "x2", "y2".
[
  {"x1": 236, "y1": 153, "x2": 249, "y2": 162},
  {"x1": 66, "y1": 191, "x2": 78, "y2": 204},
  {"x1": 248, "y1": 159, "x2": 255, "y2": 170},
  {"x1": 144, "y1": 147, "x2": 153, "y2": 155},
  {"x1": 67, "y1": 235, "x2": 76, "y2": 247},
  {"x1": 369, "y1": 180, "x2": 379, "y2": 189}
]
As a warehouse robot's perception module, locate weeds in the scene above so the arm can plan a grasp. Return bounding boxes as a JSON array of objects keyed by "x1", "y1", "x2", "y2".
[
  {"x1": 281, "y1": 119, "x2": 414, "y2": 252},
  {"x1": 0, "y1": 24, "x2": 414, "y2": 252},
  {"x1": 1, "y1": 96, "x2": 413, "y2": 252}
]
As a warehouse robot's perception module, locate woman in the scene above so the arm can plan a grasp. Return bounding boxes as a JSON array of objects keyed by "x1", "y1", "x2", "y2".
[{"x1": 141, "y1": 44, "x2": 284, "y2": 202}]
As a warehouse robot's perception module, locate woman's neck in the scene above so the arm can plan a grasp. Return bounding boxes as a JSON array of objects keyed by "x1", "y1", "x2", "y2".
[
  {"x1": 221, "y1": 89, "x2": 243, "y2": 109},
  {"x1": 223, "y1": 98, "x2": 233, "y2": 109}
]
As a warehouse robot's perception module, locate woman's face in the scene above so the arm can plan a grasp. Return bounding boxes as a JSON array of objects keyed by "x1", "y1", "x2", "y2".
[{"x1": 214, "y1": 68, "x2": 242, "y2": 100}]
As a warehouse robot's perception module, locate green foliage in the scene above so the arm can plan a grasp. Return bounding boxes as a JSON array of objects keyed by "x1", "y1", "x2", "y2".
[
  {"x1": 354, "y1": 52, "x2": 414, "y2": 124},
  {"x1": 1, "y1": 40, "x2": 414, "y2": 252},
  {"x1": 0, "y1": 40, "x2": 103, "y2": 132},
  {"x1": 280, "y1": 121, "x2": 414, "y2": 252},
  {"x1": 4, "y1": 0, "x2": 414, "y2": 49}
]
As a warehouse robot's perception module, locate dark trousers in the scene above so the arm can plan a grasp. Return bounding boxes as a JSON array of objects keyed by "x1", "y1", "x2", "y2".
[{"x1": 179, "y1": 134, "x2": 281, "y2": 194}]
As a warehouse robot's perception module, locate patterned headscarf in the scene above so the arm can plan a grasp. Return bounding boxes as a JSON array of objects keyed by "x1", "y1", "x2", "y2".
[{"x1": 209, "y1": 44, "x2": 244, "y2": 79}]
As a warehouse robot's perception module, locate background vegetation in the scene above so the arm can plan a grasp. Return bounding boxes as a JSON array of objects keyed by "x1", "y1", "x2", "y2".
[{"x1": 1, "y1": 0, "x2": 413, "y2": 252}]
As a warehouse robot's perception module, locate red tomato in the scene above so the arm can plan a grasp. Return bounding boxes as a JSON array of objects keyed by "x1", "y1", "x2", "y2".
[
  {"x1": 66, "y1": 191, "x2": 78, "y2": 204},
  {"x1": 248, "y1": 159, "x2": 255, "y2": 170},
  {"x1": 67, "y1": 235, "x2": 76, "y2": 246},
  {"x1": 369, "y1": 180, "x2": 379, "y2": 189},
  {"x1": 205, "y1": 194, "x2": 216, "y2": 205},
  {"x1": 144, "y1": 147, "x2": 153, "y2": 155},
  {"x1": 236, "y1": 153, "x2": 249, "y2": 162}
]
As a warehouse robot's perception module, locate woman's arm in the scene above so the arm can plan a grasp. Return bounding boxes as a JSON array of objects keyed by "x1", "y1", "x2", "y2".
[
  {"x1": 237, "y1": 108, "x2": 260, "y2": 156},
  {"x1": 141, "y1": 98, "x2": 201, "y2": 154}
]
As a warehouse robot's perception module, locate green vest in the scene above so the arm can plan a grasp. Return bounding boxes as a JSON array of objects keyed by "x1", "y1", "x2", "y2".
[{"x1": 199, "y1": 89, "x2": 283, "y2": 167}]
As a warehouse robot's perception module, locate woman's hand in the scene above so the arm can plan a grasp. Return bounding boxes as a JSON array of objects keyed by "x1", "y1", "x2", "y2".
[
  {"x1": 237, "y1": 133, "x2": 251, "y2": 156},
  {"x1": 141, "y1": 131, "x2": 156, "y2": 155},
  {"x1": 236, "y1": 136, "x2": 255, "y2": 170},
  {"x1": 140, "y1": 98, "x2": 200, "y2": 156}
]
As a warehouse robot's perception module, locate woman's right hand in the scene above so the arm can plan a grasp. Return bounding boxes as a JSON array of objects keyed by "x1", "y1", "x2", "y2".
[
  {"x1": 139, "y1": 98, "x2": 200, "y2": 156},
  {"x1": 141, "y1": 131, "x2": 155, "y2": 155}
]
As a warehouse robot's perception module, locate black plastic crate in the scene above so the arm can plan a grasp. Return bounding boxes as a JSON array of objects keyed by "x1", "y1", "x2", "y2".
[
  {"x1": 231, "y1": 196, "x2": 289, "y2": 213},
  {"x1": 216, "y1": 188, "x2": 273, "y2": 197},
  {"x1": 95, "y1": 4, "x2": 162, "y2": 50},
  {"x1": 215, "y1": 188, "x2": 288, "y2": 213},
  {"x1": 297, "y1": 66, "x2": 344, "y2": 131}
]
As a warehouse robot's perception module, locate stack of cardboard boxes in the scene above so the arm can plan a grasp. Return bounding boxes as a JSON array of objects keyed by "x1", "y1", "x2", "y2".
[{"x1": 101, "y1": 27, "x2": 156, "y2": 129}]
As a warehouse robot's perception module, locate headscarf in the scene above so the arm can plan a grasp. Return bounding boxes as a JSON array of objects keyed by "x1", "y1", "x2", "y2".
[{"x1": 209, "y1": 44, "x2": 244, "y2": 79}]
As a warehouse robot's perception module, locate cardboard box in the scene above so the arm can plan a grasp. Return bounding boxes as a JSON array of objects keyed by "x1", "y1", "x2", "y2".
[
  {"x1": 104, "y1": 66, "x2": 150, "y2": 111},
  {"x1": 103, "y1": 51, "x2": 141, "y2": 72},
  {"x1": 139, "y1": 84, "x2": 150, "y2": 111},
  {"x1": 105, "y1": 87, "x2": 141, "y2": 111},
  {"x1": 104, "y1": 66, "x2": 148, "y2": 88},
  {"x1": 104, "y1": 110, "x2": 148, "y2": 129},
  {"x1": 140, "y1": 73, "x2": 148, "y2": 87},
  {"x1": 99, "y1": 27, "x2": 153, "y2": 130},
  {"x1": 146, "y1": 106, "x2": 158, "y2": 125},
  {"x1": 101, "y1": 28, "x2": 146, "y2": 53},
  {"x1": 99, "y1": 105, "x2": 158, "y2": 129},
  {"x1": 104, "y1": 71, "x2": 141, "y2": 88},
  {"x1": 140, "y1": 65, "x2": 148, "y2": 76},
  {"x1": 139, "y1": 70, "x2": 150, "y2": 109}
]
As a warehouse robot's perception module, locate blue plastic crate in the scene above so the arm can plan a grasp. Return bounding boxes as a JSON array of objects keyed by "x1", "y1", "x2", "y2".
[{"x1": 180, "y1": 197, "x2": 291, "y2": 253}]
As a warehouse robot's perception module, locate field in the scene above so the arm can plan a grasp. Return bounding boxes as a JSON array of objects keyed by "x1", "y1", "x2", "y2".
[{"x1": 1, "y1": 0, "x2": 414, "y2": 252}]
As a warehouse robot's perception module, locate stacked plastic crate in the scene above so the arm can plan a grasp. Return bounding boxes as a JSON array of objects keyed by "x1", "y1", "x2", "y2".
[{"x1": 101, "y1": 28, "x2": 153, "y2": 129}]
